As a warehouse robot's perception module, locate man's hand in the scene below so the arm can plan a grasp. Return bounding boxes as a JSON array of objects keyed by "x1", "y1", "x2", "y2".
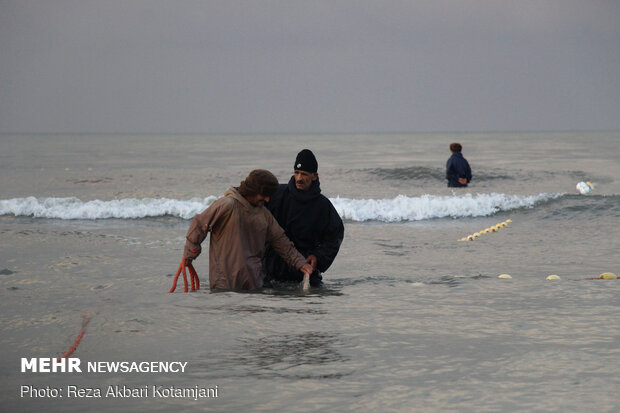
[
  {"x1": 306, "y1": 254, "x2": 317, "y2": 270},
  {"x1": 458, "y1": 177, "x2": 467, "y2": 185},
  {"x1": 300, "y1": 263, "x2": 313, "y2": 275}
]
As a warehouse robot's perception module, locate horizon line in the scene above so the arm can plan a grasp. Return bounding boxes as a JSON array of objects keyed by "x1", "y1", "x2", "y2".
[{"x1": 1, "y1": 128, "x2": 618, "y2": 136}]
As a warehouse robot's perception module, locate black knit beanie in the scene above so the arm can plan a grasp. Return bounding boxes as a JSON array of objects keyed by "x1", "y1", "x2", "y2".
[
  {"x1": 238, "y1": 169, "x2": 279, "y2": 197},
  {"x1": 294, "y1": 149, "x2": 318, "y2": 173}
]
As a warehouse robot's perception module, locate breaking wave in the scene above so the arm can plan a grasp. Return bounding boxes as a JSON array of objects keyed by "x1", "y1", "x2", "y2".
[
  {"x1": 1, "y1": 193, "x2": 564, "y2": 222},
  {"x1": 331, "y1": 193, "x2": 564, "y2": 222},
  {"x1": 0, "y1": 196, "x2": 218, "y2": 220}
]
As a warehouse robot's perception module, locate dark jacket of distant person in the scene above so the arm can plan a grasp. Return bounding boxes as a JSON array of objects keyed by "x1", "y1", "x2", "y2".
[
  {"x1": 263, "y1": 153, "x2": 344, "y2": 286},
  {"x1": 446, "y1": 144, "x2": 472, "y2": 187}
]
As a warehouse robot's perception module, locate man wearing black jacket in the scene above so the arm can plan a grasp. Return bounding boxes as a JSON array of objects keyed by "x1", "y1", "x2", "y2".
[
  {"x1": 264, "y1": 149, "x2": 344, "y2": 287},
  {"x1": 446, "y1": 142, "x2": 472, "y2": 187}
]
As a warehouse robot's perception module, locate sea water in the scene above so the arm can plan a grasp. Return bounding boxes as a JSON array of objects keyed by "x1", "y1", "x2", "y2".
[{"x1": 1, "y1": 132, "x2": 619, "y2": 412}]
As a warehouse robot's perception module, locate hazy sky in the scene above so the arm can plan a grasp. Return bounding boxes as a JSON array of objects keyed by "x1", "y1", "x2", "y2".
[{"x1": 1, "y1": 0, "x2": 618, "y2": 134}]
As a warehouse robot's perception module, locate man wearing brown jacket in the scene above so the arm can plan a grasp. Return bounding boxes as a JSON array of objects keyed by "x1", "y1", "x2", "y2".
[{"x1": 181, "y1": 169, "x2": 313, "y2": 290}]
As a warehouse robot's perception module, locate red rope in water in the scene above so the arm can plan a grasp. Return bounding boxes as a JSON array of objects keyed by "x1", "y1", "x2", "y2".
[
  {"x1": 58, "y1": 312, "x2": 92, "y2": 360},
  {"x1": 169, "y1": 258, "x2": 200, "y2": 293}
]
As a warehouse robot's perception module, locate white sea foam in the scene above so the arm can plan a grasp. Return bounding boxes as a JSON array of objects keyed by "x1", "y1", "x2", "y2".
[
  {"x1": 0, "y1": 193, "x2": 563, "y2": 221},
  {"x1": 0, "y1": 196, "x2": 218, "y2": 220},
  {"x1": 331, "y1": 193, "x2": 564, "y2": 222}
]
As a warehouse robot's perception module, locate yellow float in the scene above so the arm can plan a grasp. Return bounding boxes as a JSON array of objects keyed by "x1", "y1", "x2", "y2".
[
  {"x1": 599, "y1": 272, "x2": 617, "y2": 280},
  {"x1": 459, "y1": 220, "x2": 512, "y2": 241}
]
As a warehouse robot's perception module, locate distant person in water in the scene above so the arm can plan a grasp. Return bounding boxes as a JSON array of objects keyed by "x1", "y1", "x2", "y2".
[
  {"x1": 263, "y1": 149, "x2": 344, "y2": 287},
  {"x1": 446, "y1": 142, "x2": 472, "y2": 187}
]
